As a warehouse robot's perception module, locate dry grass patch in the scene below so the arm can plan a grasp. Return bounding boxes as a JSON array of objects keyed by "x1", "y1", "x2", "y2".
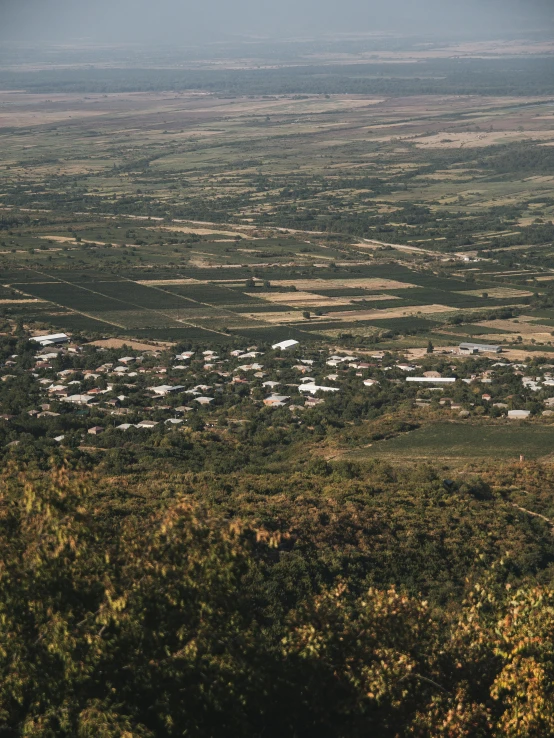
[
  {"x1": 415, "y1": 130, "x2": 554, "y2": 149},
  {"x1": 0, "y1": 299, "x2": 44, "y2": 305},
  {"x1": 137, "y1": 279, "x2": 201, "y2": 286},
  {"x1": 157, "y1": 225, "x2": 254, "y2": 239},
  {"x1": 237, "y1": 311, "x2": 308, "y2": 324},
  {"x1": 476, "y1": 319, "x2": 554, "y2": 336},
  {"x1": 247, "y1": 291, "x2": 354, "y2": 307},
  {"x1": 329, "y1": 304, "x2": 453, "y2": 320}
]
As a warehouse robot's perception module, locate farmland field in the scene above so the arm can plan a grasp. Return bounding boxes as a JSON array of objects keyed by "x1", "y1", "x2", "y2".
[
  {"x1": 353, "y1": 423, "x2": 554, "y2": 461},
  {"x1": 1, "y1": 39, "x2": 554, "y2": 352}
]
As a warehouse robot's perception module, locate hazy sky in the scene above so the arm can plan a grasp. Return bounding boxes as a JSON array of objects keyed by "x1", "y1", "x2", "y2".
[{"x1": 1, "y1": 0, "x2": 552, "y2": 42}]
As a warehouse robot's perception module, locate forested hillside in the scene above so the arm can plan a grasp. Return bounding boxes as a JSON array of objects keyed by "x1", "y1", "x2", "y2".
[{"x1": 2, "y1": 461, "x2": 554, "y2": 736}]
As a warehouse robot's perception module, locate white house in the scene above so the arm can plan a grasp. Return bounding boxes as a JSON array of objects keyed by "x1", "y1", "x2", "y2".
[
  {"x1": 508, "y1": 410, "x2": 531, "y2": 419},
  {"x1": 63, "y1": 394, "x2": 95, "y2": 405},
  {"x1": 406, "y1": 377, "x2": 456, "y2": 384},
  {"x1": 194, "y1": 396, "x2": 214, "y2": 405},
  {"x1": 148, "y1": 385, "x2": 185, "y2": 396},
  {"x1": 298, "y1": 383, "x2": 340, "y2": 395},
  {"x1": 264, "y1": 394, "x2": 290, "y2": 407}
]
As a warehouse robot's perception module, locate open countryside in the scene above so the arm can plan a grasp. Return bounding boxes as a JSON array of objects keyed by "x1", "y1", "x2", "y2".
[{"x1": 4, "y1": 18, "x2": 554, "y2": 737}]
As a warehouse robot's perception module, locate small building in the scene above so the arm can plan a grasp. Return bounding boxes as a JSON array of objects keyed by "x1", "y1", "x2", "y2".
[
  {"x1": 304, "y1": 397, "x2": 325, "y2": 407},
  {"x1": 298, "y1": 383, "x2": 340, "y2": 395},
  {"x1": 264, "y1": 394, "x2": 290, "y2": 407},
  {"x1": 406, "y1": 377, "x2": 456, "y2": 384},
  {"x1": 136, "y1": 420, "x2": 159, "y2": 429},
  {"x1": 272, "y1": 339, "x2": 299, "y2": 351},
  {"x1": 30, "y1": 333, "x2": 69, "y2": 347},
  {"x1": 64, "y1": 394, "x2": 95, "y2": 405},
  {"x1": 148, "y1": 385, "x2": 185, "y2": 397},
  {"x1": 508, "y1": 410, "x2": 531, "y2": 420},
  {"x1": 459, "y1": 342, "x2": 501, "y2": 355},
  {"x1": 48, "y1": 384, "x2": 68, "y2": 394},
  {"x1": 194, "y1": 396, "x2": 214, "y2": 405},
  {"x1": 88, "y1": 426, "x2": 104, "y2": 436}
]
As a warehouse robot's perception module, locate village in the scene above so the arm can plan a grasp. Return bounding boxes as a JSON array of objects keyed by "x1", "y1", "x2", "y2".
[{"x1": 0, "y1": 330, "x2": 553, "y2": 459}]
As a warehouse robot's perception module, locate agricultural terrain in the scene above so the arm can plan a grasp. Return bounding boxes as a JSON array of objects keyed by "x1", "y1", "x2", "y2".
[{"x1": 1, "y1": 36, "x2": 554, "y2": 351}]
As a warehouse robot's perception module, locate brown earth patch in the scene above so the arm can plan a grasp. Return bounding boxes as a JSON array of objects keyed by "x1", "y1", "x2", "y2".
[
  {"x1": 477, "y1": 319, "x2": 554, "y2": 335},
  {"x1": 247, "y1": 291, "x2": 353, "y2": 307},
  {"x1": 329, "y1": 304, "x2": 453, "y2": 320}
]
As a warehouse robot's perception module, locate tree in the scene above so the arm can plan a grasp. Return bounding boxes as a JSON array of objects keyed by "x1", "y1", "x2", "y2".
[{"x1": 427, "y1": 340, "x2": 434, "y2": 354}]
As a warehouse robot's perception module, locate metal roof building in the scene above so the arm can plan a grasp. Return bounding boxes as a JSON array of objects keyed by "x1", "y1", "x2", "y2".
[
  {"x1": 30, "y1": 333, "x2": 69, "y2": 347},
  {"x1": 272, "y1": 339, "x2": 299, "y2": 351},
  {"x1": 406, "y1": 377, "x2": 456, "y2": 384},
  {"x1": 459, "y1": 342, "x2": 502, "y2": 354}
]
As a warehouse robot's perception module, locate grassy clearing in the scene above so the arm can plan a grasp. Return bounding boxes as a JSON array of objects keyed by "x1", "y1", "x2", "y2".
[{"x1": 352, "y1": 423, "x2": 554, "y2": 461}]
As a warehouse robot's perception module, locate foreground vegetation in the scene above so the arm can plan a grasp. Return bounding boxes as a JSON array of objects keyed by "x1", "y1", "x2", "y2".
[{"x1": 3, "y1": 464, "x2": 554, "y2": 737}]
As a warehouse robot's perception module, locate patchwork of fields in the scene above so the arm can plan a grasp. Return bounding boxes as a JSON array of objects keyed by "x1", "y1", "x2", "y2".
[
  {"x1": 2, "y1": 228, "x2": 552, "y2": 347},
  {"x1": 2, "y1": 215, "x2": 554, "y2": 350},
  {"x1": 1, "y1": 82, "x2": 554, "y2": 349}
]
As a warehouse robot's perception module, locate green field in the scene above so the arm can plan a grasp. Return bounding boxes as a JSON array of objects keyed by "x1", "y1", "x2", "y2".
[{"x1": 354, "y1": 423, "x2": 554, "y2": 461}]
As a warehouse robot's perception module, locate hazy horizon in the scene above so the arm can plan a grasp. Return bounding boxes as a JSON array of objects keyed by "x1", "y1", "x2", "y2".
[{"x1": 1, "y1": 0, "x2": 553, "y2": 43}]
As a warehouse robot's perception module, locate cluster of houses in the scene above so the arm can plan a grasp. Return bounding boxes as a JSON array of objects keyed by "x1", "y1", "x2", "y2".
[
  {"x1": 1, "y1": 335, "x2": 355, "y2": 438},
  {"x1": 1, "y1": 332, "x2": 554, "y2": 446}
]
